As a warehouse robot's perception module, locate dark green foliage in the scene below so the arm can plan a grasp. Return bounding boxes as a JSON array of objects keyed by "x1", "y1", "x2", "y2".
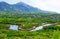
[
  {"x1": 0, "y1": 24, "x2": 9, "y2": 29},
  {"x1": 43, "y1": 25, "x2": 60, "y2": 30}
]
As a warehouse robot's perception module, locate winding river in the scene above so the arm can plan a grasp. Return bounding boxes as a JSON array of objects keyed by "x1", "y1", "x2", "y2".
[
  {"x1": 9, "y1": 23, "x2": 52, "y2": 31},
  {"x1": 31, "y1": 24, "x2": 52, "y2": 31}
]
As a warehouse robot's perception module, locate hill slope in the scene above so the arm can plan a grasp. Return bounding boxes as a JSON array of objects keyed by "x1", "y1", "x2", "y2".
[{"x1": 0, "y1": 2, "x2": 43, "y2": 12}]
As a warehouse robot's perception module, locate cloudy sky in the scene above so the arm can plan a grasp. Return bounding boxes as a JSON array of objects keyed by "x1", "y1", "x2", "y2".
[{"x1": 0, "y1": 0, "x2": 60, "y2": 13}]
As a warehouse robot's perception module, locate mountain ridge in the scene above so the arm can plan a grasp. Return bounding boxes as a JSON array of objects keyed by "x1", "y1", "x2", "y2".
[{"x1": 0, "y1": 1, "x2": 44, "y2": 12}]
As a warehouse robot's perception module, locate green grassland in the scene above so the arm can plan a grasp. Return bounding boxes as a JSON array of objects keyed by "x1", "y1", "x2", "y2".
[{"x1": 0, "y1": 12, "x2": 60, "y2": 39}]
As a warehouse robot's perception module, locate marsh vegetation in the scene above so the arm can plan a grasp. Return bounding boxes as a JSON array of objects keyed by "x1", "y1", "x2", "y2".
[{"x1": 0, "y1": 12, "x2": 60, "y2": 39}]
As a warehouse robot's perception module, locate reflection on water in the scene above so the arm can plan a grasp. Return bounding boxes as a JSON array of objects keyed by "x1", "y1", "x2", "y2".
[
  {"x1": 9, "y1": 25, "x2": 18, "y2": 30},
  {"x1": 31, "y1": 24, "x2": 52, "y2": 31}
]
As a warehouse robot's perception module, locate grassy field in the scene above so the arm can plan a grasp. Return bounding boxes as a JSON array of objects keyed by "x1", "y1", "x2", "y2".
[
  {"x1": 0, "y1": 12, "x2": 60, "y2": 39},
  {"x1": 0, "y1": 24, "x2": 60, "y2": 39}
]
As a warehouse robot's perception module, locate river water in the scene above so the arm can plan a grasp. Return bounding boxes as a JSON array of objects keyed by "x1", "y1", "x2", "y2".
[
  {"x1": 9, "y1": 24, "x2": 52, "y2": 31},
  {"x1": 31, "y1": 24, "x2": 52, "y2": 31},
  {"x1": 9, "y1": 25, "x2": 18, "y2": 30}
]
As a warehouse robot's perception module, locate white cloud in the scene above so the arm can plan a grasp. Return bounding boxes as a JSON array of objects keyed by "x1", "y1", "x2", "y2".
[
  {"x1": 22, "y1": 0, "x2": 60, "y2": 13},
  {"x1": 25, "y1": 0, "x2": 60, "y2": 13}
]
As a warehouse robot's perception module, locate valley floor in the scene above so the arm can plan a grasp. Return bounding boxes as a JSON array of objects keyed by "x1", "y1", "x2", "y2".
[
  {"x1": 0, "y1": 12, "x2": 60, "y2": 39},
  {"x1": 0, "y1": 23, "x2": 60, "y2": 39}
]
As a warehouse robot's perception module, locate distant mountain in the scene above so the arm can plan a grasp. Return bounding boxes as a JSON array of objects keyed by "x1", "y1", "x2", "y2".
[
  {"x1": 0, "y1": 2, "x2": 14, "y2": 12},
  {"x1": 0, "y1": 1, "x2": 44, "y2": 12}
]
